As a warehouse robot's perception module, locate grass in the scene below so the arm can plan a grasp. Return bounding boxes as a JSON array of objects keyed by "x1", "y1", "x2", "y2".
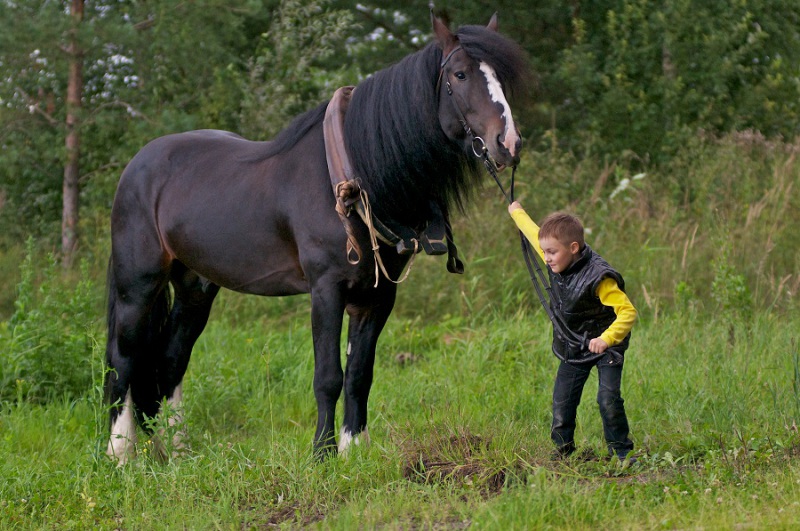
[
  {"x1": 1, "y1": 132, "x2": 799, "y2": 527},
  {"x1": 1, "y1": 306, "x2": 799, "y2": 528}
]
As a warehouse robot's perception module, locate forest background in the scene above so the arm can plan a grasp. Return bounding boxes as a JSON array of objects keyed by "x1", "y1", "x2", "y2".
[{"x1": 1, "y1": 0, "x2": 799, "y2": 528}]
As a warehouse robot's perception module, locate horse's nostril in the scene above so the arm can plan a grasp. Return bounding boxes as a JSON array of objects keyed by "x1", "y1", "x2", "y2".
[
  {"x1": 497, "y1": 135, "x2": 509, "y2": 153},
  {"x1": 497, "y1": 134, "x2": 516, "y2": 158}
]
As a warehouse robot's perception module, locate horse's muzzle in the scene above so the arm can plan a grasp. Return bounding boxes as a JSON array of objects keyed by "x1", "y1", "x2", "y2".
[{"x1": 495, "y1": 134, "x2": 521, "y2": 169}]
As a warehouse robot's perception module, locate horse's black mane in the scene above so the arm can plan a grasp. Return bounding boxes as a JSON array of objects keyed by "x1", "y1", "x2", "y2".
[
  {"x1": 256, "y1": 23, "x2": 529, "y2": 228},
  {"x1": 343, "y1": 24, "x2": 529, "y2": 226},
  {"x1": 258, "y1": 100, "x2": 330, "y2": 157}
]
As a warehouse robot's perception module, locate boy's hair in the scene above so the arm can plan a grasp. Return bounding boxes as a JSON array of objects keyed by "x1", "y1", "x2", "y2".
[{"x1": 539, "y1": 212, "x2": 585, "y2": 248}]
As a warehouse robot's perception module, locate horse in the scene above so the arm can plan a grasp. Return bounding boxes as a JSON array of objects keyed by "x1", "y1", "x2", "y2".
[{"x1": 104, "y1": 12, "x2": 530, "y2": 463}]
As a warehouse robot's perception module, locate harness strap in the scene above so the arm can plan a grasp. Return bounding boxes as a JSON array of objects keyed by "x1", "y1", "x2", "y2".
[
  {"x1": 357, "y1": 187, "x2": 417, "y2": 287},
  {"x1": 324, "y1": 86, "x2": 418, "y2": 286},
  {"x1": 435, "y1": 45, "x2": 462, "y2": 95},
  {"x1": 325, "y1": 87, "x2": 362, "y2": 264}
]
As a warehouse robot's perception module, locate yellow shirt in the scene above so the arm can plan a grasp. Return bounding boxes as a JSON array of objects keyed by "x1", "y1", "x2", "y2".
[{"x1": 510, "y1": 208, "x2": 637, "y2": 347}]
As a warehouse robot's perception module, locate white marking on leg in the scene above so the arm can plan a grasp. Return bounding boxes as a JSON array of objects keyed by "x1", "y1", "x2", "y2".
[
  {"x1": 347, "y1": 341, "x2": 352, "y2": 357},
  {"x1": 479, "y1": 62, "x2": 519, "y2": 156},
  {"x1": 156, "y1": 382, "x2": 187, "y2": 459},
  {"x1": 338, "y1": 428, "x2": 353, "y2": 454},
  {"x1": 338, "y1": 426, "x2": 370, "y2": 454},
  {"x1": 166, "y1": 383, "x2": 184, "y2": 427},
  {"x1": 106, "y1": 390, "x2": 137, "y2": 465}
]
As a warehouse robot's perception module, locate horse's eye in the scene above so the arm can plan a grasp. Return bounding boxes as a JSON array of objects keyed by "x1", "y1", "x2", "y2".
[{"x1": 455, "y1": 72, "x2": 466, "y2": 81}]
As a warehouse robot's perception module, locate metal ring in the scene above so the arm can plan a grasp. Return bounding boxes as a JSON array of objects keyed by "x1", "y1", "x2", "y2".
[{"x1": 471, "y1": 136, "x2": 487, "y2": 158}]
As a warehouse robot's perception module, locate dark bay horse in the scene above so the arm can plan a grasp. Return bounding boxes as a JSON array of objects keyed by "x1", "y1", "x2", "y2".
[{"x1": 105, "y1": 13, "x2": 529, "y2": 462}]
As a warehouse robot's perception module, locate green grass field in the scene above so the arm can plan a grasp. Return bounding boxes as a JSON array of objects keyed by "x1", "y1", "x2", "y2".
[
  {"x1": 2, "y1": 300, "x2": 799, "y2": 528},
  {"x1": 2, "y1": 135, "x2": 799, "y2": 528}
]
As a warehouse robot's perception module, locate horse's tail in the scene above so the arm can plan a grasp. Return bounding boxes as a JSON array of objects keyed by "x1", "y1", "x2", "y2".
[{"x1": 105, "y1": 257, "x2": 173, "y2": 424}]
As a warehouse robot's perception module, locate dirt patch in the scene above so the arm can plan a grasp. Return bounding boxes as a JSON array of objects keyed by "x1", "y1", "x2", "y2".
[
  {"x1": 400, "y1": 428, "x2": 506, "y2": 497},
  {"x1": 242, "y1": 500, "x2": 324, "y2": 529}
]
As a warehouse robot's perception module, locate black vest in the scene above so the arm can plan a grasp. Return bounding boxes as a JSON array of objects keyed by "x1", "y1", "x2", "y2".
[{"x1": 549, "y1": 245, "x2": 630, "y2": 362}]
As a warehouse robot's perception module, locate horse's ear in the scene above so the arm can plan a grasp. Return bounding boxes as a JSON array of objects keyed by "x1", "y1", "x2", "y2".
[
  {"x1": 487, "y1": 12, "x2": 499, "y2": 32},
  {"x1": 431, "y1": 10, "x2": 457, "y2": 54}
]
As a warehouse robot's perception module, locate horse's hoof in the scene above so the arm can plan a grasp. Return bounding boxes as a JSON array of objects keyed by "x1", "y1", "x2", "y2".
[
  {"x1": 313, "y1": 443, "x2": 337, "y2": 462},
  {"x1": 338, "y1": 427, "x2": 370, "y2": 455}
]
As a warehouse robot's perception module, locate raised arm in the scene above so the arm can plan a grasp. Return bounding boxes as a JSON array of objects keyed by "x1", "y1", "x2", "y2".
[{"x1": 508, "y1": 201, "x2": 545, "y2": 262}]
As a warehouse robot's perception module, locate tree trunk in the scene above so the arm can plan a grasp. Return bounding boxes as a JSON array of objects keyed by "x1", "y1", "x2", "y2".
[{"x1": 62, "y1": 0, "x2": 84, "y2": 267}]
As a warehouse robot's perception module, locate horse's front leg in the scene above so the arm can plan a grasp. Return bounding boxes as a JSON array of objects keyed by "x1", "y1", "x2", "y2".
[
  {"x1": 310, "y1": 284, "x2": 345, "y2": 459},
  {"x1": 340, "y1": 285, "x2": 397, "y2": 454}
]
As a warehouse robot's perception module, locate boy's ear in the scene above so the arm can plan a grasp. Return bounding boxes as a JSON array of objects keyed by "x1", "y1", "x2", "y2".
[{"x1": 569, "y1": 242, "x2": 581, "y2": 255}]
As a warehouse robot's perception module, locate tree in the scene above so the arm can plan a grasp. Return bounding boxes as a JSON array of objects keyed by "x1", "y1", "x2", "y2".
[
  {"x1": 62, "y1": 0, "x2": 83, "y2": 266},
  {"x1": 0, "y1": 0, "x2": 257, "y2": 260},
  {"x1": 239, "y1": 0, "x2": 357, "y2": 139},
  {"x1": 553, "y1": 0, "x2": 800, "y2": 162},
  {"x1": 1, "y1": 0, "x2": 84, "y2": 253}
]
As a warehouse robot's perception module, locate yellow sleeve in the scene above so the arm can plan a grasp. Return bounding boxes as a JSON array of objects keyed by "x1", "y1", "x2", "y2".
[
  {"x1": 596, "y1": 277, "x2": 637, "y2": 346},
  {"x1": 509, "y1": 208, "x2": 545, "y2": 262}
]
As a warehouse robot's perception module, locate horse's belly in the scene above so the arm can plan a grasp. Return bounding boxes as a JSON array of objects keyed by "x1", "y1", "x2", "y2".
[
  {"x1": 224, "y1": 265, "x2": 310, "y2": 296},
  {"x1": 171, "y1": 239, "x2": 310, "y2": 297}
]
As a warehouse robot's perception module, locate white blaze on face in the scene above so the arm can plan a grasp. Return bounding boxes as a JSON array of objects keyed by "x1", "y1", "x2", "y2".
[
  {"x1": 106, "y1": 389, "x2": 138, "y2": 465},
  {"x1": 479, "y1": 62, "x2": 519, "y2": 157}
]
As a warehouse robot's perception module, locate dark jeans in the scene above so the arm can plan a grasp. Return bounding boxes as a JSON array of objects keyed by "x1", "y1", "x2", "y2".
[{"x1": 551, "y1": 352, "x2": 634, "y2": 456}]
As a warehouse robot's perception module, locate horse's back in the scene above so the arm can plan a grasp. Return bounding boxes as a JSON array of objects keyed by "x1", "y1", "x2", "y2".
[
  {"x1": 118, "y1": 130, "x2": 264, "y2": 187},
  {"x1": 111, "y1": 127, "x2": 335, "y2": 296}
]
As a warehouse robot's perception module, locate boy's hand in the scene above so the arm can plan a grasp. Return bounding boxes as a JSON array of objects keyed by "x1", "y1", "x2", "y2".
[
  {"x1": 588, "y1": 337, "x2": 609, "y2": 354},
  {"x1": 508, "y1": 201, "x2": 522, "y2": 214}
]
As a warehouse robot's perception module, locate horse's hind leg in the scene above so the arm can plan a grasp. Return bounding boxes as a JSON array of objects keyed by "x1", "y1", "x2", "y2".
[
  {"x1": 151, "y1": 263, "x2": 220, "y2": 459},
  {"x1": 339, "y1": 284, "x2": 398, "y2": 454}
]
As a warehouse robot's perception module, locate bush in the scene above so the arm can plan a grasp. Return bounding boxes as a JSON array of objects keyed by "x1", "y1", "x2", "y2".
[{"x1": 0, "y1": 239, "x2": 100, "y2": 404}]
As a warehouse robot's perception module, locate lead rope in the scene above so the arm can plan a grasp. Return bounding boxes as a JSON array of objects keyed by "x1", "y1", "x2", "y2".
[
  {"x1": 485, "y1": 149, "x2": 589, "y2": 356},
  {"x1": 440, "y1": 48, "x2": 590, "y2": 358},
  {"x1": 461, "y1": 107, "x2": 589, "y2": 356}
]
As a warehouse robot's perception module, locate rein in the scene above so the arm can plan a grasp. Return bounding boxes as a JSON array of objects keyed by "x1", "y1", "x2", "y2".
[{"x1": 440, "y1": 56, "x2": 594, "y2": 363}]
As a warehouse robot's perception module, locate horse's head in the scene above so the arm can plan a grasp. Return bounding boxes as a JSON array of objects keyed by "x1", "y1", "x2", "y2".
[{"x1": 433, "y1": 13, "x2": 527, "y2": 171}]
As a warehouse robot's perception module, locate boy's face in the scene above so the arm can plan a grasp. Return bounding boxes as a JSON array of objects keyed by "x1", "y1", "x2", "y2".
[{"x1": 538, "y1": 236, "x2": 580, "y2": 274}]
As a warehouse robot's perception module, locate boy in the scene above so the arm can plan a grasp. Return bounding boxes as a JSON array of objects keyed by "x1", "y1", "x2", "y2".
[{"x1": 508, "y1": 201, "x2": 637, "y2": 462}]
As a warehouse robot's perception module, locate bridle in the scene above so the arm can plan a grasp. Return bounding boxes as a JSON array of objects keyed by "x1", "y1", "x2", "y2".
[
  {"x1": 438, "y1": 45, "x2": 597, "y2": 364},
  {"x1": 436, "y1": 45, "x2": 512, "y2": 200}
]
